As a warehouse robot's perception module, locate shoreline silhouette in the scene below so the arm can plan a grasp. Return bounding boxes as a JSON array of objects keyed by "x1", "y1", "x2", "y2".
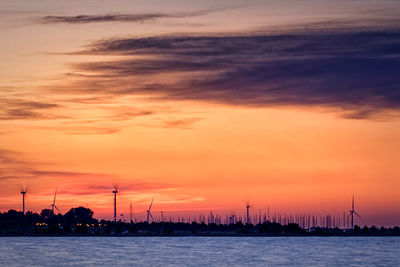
[{"x1": 1, "y1": 207, "x2": 399, "y2": 237}]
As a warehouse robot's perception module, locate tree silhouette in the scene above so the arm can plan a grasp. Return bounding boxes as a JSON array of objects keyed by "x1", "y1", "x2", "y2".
[
  {"x1": 40, "y1": 209, "x2": 54, "y2": 219},
  {"x1": 64, "y1": 207, "x2": 96, "y2": 225}
]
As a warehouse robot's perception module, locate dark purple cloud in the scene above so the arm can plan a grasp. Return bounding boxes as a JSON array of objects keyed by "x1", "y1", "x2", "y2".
[
  {"x1": 38, "y1": 8, "x2": 225, "y2": 24},
  {"x1": 66, "y1": 23, "x2": 400, "y2": 119}
]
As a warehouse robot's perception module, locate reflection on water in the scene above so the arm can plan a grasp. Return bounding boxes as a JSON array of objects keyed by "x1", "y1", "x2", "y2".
[{"x1": 0, "y1": 236, "x2": 399, "y2": 266}]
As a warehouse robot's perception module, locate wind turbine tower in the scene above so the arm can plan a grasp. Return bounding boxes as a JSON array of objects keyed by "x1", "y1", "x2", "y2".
[
  {"x1": 246, "y1": 202, "x2": 250, "y2": 224},
  {"x1": 21, "y1": 190, "x2": 26, "y2": 215},
  {"x1": 349, "y1": 195, "x2": 362, "y2": 229},
  {"x1": 50, "y1": 189, "x2": 60, "y2": 214},
  {"x1": 112, "y1": 187, "x2": 118, "y2": 223},
  {"x1": 146, "y1": 198, "x2": 154, "y2": 224}
]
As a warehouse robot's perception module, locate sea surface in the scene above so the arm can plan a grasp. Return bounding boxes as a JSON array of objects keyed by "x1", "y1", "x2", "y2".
[{"x1": 0, "y1": 236, "x2": 399, "y2": 266}]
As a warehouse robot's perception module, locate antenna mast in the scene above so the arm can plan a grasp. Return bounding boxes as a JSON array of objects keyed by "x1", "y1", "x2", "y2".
[{"x1": 130, "y1": 202, "x2": 133, "y2": 223}]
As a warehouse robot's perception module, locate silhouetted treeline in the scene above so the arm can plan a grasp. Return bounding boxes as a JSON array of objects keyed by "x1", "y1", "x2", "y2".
[{"x1": 1, "y1": 208, "x2": 399, "y2": 236}]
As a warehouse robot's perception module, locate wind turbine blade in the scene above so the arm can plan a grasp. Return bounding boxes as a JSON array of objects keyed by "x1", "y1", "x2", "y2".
[
  {"x1": 150, "y1": 213, "x2": 154, "y2": 220},
  {"x1": 53, "y1": 189, "x2": 57, "y2": 205},
  {"x1": 55, "y1": 206, "x2": 61, "y2": 213},
  {"x1": 20, "y1": 184, "x2": 29, "y2": 193},
  {"x1": 149, "y1": 198, "x2": 154, "y2": 210},
  {"x1": 354, "y1": 212, "x2": 362, "y2": 219}
]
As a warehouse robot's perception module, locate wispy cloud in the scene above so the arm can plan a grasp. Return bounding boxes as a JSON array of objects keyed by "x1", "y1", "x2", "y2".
[
  {"x1": 0, "y1": 149, "x2": 184, "y2": 200},
  {"x1": 63, "y1": 22, "x2": 400, "y2": 119},
  {"x1": 38, "y1": 9, "x2": 225, "y2": 24},
  {"x1": 0, "y1": 98, "x2": 62, "y2": 120},
  {"x1": 0, "y1": 149, "x2": 37, "y2": 181},
  {"x1": 0, "y1": 149, "x2": 200, "y2": 207},
  {"x1": 0, "y1": 93, "x2": 197, "y2": 134},
  {"x1": 0, "y1": 149, "x2": 25, "y2": 166},
  {"x1": 51, "y1": 125, "x2": 121, "y2": 135},
  {"x1": 0, "y1": 148, "x2": 113, "y2": 181},
  {"x1": 162, "y1": 117, "x2": 203, "y2": 129},
  {"x1": 83, "y1": 182, "x2": 175, "y2": 194},
  {"x1": 103, "y1": 106, "x2": 156, "y2": 121}
]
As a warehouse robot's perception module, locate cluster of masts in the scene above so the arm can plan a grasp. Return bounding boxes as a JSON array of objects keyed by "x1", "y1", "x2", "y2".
[
  {"x1": 112, "y1": 186, "x2": 154, "y2": 224},
  {"x1": 19, "y1": 187, "x2": 362, "y2": 229}
]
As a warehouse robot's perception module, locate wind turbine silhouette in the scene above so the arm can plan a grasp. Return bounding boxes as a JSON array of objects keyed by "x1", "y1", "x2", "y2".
[
  {"x1": 349, "y1": 195, "x2": 362, "y2": 229},
  {"x1": 146, "y1": 198, "x2": 154, "y2": 224},
  {"x1": 112, "y1": 185, "x2": 118, "y2": 223},
  {"x1": 50, "y1": 189, "x2": 60, "y2": 214},
  {"x1": 246, "y1": 202, "x2": 251, "y2": 225},
  {"x1": 20, "y1": 185, "x2": 27, "y2": 215}
]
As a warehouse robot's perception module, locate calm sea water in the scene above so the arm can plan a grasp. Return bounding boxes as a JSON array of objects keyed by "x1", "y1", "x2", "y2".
[{"x1": 0, "y1": 236, "x2": 399, "y2": 266}]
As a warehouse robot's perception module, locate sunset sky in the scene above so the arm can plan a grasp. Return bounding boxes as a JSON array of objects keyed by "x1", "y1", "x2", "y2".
[{"x1": 1, "y1": 0, "x2": 399, "y2": 226}]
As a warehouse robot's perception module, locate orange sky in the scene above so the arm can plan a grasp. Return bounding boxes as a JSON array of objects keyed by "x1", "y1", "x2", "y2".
[{"x1": 0, "y1": 0, "x2": 399, "y2": 226}]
